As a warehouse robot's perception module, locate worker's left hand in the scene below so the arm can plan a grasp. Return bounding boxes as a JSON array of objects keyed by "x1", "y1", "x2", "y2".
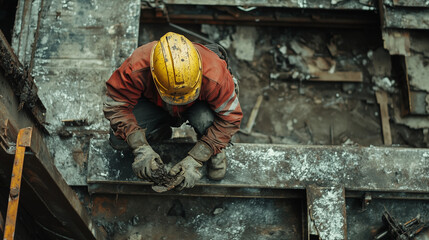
[{"x1": 169, "y1": 156, "x2": 203, "y2": 190}]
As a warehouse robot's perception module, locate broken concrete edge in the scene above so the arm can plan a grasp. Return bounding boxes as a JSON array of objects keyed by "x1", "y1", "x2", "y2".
[
  {"x1": 0, "y1": 29, "x2": 47, "y2": 133},
  {"x1": 307, "y1": 185, "x2": 347, "y2": 240},
  {"x1": 87, "y1": 139, "x2": 429, "y2": 194}
]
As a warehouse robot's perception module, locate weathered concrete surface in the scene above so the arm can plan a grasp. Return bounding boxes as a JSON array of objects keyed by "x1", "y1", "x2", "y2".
[
  {"x1": 88, "y1": 139, "x2": 429, "y2": 192},
  {"x1": 381, "y1": 2, "x2": 429, "y2": 30},
  {"x1": 12, "y1": 0, "x2": 43, "y2": 69},
  {"x1": 89, "y1": 195, "x2": 303, "y2": 239},
  {"x1": 307, "y1": 186, "x2": 346, "y2": 240},
  {"x1": 31, "y1": 0, "x2": 140, "y2": 185},
  {"x1": 407, "y1": 54, "x2": 429, "y2": 92}
]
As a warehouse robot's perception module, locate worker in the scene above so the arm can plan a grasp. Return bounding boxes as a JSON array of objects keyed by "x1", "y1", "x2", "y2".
[{"x1": 103, "y1": 32, "x2": 242, "y2": 190}]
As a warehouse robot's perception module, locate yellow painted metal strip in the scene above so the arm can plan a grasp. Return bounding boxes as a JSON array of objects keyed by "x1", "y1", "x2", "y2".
[{"x1": 3, "y1": 127, "x2": 32, "y2": 240}]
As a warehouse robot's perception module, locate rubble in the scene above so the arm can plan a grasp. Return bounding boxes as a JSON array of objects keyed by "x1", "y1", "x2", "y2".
[
  {"x1": 369, "y1": 48, "x2": 391, "y2": 76},
  {"x1": 372, "y1": 76, "x2": 396, "y2": 93},
  {"x1": 290, "y1": 40, "x2": 314, "y2": 57},
  {"x1": 232, "y1": 26, "x2": 257, "y2": 61}
]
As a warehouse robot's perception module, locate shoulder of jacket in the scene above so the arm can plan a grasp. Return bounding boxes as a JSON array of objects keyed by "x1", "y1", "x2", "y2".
[
  {"x1": 194, "y1": 43, "x2": 230, "y2": 85},
  {"x1": 127, "y1": 41, "x2": 157, "y2": 72}
]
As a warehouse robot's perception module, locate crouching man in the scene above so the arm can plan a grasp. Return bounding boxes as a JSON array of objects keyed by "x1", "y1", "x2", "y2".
[{"x1": 103, "y1": 32, "x2": 242, "y2": 190}]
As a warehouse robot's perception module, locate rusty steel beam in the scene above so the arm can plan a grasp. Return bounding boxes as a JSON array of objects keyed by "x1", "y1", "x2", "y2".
[
  {"x1": 88, "y1": 139, "x2": 429, "y2": 195},
  {"x1": 88, "y1": 183, "x2": 305, "y2": 199},
  {"x1": 0, "y1": 30, "x2": 47, "y2": 133},
  {"x1": 146, "y1": 0, "x2": 376, "y2": 10},
  {"x1": 3, "y1": 127, "x2": 32, "y2": 240},
  {"x1": 141, "y1": 5, "x2": 378, "y2": 28}
]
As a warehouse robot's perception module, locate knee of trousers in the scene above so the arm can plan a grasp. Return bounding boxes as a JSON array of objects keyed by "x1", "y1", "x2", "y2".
[
  {"x1": 108, "y1": 129, "x2": 129, "y2": 151},
  {"x1": 186, "y1": 102, "x2": 215, "y2": 136}
]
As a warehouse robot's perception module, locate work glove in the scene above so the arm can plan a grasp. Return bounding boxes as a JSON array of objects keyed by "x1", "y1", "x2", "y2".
[
  {"x1": 127, "y1": 129, "x2": 163, "y2": 180},
  {"x1": 169, "y1": 141, "x2": 213, "y2": 190}
]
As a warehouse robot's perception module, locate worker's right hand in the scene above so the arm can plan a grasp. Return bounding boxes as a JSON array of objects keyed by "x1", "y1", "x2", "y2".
[
  {"x1": 127, "y1": 129, "x2": 163, "y2": 180},
  {"x1": 132, "y1": 145, "x2": 163, "y2": 180},
  {"x1": 169, "y1": 156, "x2": 203, "y2": 190}
]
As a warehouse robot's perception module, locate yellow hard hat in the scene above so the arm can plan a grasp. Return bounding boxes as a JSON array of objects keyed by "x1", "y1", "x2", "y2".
[{"x1": 150, "y1": 32, "x2": 202, "y2": 105}]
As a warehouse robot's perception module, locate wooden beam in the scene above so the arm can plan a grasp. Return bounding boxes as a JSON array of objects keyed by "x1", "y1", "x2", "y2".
[
  {"x1": 310, "y1": 71, "x2": 363, "y2": 82},
  {"x1": 241, "y1": 95, "x2": 263, "y2": 134},
  {"x1": 376, "y1": 90, "x2": 392, "y2": 145}
]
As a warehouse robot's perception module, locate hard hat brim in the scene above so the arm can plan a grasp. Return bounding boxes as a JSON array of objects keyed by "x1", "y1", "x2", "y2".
[{"x1": 158, "y1": 82, "x2": 201, "y2": 105}]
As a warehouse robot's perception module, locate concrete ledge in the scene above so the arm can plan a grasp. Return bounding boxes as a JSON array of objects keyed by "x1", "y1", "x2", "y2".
[{"x1": 88, "y1": 139, "x2": 429, "y2": 193}]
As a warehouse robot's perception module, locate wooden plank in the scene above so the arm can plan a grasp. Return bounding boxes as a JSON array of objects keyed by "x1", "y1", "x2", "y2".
[
  {"x1": 310, "y1": 71, "x2": 363, "y2": 82},
  {"x1": 242, "y1": 95, "x2": 263, "y2": 134},
  {"x1": 382, "y1": 30, "x2": 410, "y2": 56},
  {"x1": 376, "y1": 91, "x2": 392, "y2": 145}
]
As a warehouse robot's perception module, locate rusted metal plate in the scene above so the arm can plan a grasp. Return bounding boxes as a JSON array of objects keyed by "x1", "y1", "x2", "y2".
[
  {"x1": 307, "y1": 185, "x2": 346, "y2": 240},
  {"x1": 3, "y1": 128, "x2": 32, "y2": 240},
  {"x1": 347, "y1": 198, "x2": 429, "y2": 239},
  {"x1": 90, "y1": 195, "x2": 304, "y2": 239},
  {"x1": 88, "y1": 138, "x2": 429, "y2": 193},
  {"x1": 155, "y1": 0, "x2": 376, "y2": 10}
]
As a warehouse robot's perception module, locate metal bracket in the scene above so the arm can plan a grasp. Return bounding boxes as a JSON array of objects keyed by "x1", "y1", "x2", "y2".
[
  {"x1": 3, "y1": 127, "x2": 32, "y2": 240},
  {"x1": 361, "y1": 192, "x2": 372, "y2": 212}
]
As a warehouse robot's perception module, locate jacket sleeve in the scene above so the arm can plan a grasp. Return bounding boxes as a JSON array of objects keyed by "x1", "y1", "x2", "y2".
[
  {"x1": 201, "y1": 75, "x2": 243, "y2": 154},
  {"x1": 103, "y1": 58, "x2": 145, "y2": 140}
]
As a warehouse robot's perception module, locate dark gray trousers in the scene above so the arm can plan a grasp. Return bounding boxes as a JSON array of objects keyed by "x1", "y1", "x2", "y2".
[{"x1": 109, "y1": 98, "x2": 214, "y2": 150}]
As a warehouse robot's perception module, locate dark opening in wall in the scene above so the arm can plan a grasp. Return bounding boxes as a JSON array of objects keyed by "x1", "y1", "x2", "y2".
[{"x1": 0, "y1": 0, "x2": 19, "y2": 43}]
